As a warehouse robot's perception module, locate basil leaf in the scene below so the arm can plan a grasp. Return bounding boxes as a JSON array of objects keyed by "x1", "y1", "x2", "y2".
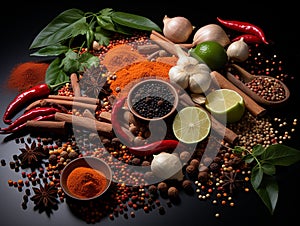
[
  {"x1": 254, "y1": 175, "x2": 278, "y2": 214},
  {"x1": 261, "y1": 162, "x2": 276, "y2": 176},
  {"x1": 111, "y1": 11, "x2": 161, "y2": 32},
  {"x1": 262, "y1": 144, "x2": 300, "y2": 166},
  {"x1": 30, "y1": 8, "x2": 86, "y2": 49},
  {"x1": 251, "y1": 164, "x2": 264, "y2": 189},
  {"x1": 30, "y1": 45, "x2": 69, "y2": 57},
  {"x1": 252, "y1": 144, "x2": 265, "y2": 157},
  {"x1": 45, "y1": 58, "x2": 69, "y2": 88},
  {"x1": 77, "y1": 52, "x2": 100, "y2": 72}
]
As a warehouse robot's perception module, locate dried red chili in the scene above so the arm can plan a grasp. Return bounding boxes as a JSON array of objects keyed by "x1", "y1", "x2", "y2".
[
  {"x1": 128, "y1": 139, "x2": 184, "y2": 156},
  {"x1": 0, "y1": 107, "x2": 60, "y2": 134},
  {"x1": 216, "y1": 17, "x2": 269, "y2": 45},
  {"x1": 111, "y1": 97, "x2": 184, "y2": 156},
  {"x1": 2, "y1": 83, "x2": 65, "y2": 125},
  {"x1": 232, "y1": 34, "x2": 263, "y2": 44}
]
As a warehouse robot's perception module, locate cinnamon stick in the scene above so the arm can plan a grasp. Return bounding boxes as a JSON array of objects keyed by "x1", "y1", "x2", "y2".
[
  {"x1": 150, "y1": 30, "x2": 193, "y2": 56},
  {"x1": 211, "y1": 71, "x2": 267, "y2": 117},
  {"x1": 47, "y1": 95, "x2": 100, "y2": 105},
  {"x1": 25, "y1": 98, "x2": 98, "y2": 112},
  {"x1": 26, "y1": 120, "x2": 68, "y2": 135},
  {"x1": 54, "y1": 112, "x2": 112, "y2": 136},
  {"x1": 70, "y1": 73, "x2": 81, "y2": 97}
]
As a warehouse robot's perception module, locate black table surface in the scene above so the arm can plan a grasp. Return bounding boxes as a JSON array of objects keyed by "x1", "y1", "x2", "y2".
[{"x1": 0, "y1": 1, "x2": 299, "y2": 226}]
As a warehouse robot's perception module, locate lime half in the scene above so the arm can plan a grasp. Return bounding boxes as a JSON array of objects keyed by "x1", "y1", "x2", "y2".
[
  {"x1": 205, "y1": 88, "x2": 245, "y2": 123},
  {"x1": 172, "y1": 106, "x2": 211, "y2": 144}
]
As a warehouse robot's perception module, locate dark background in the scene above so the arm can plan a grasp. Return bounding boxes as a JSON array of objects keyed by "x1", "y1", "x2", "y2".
[{"x1": 0, "y1": 1, "x2": 299, "y2": 226}]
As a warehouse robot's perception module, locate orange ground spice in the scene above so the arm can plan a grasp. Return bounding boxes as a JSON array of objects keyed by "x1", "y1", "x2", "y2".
[
  {"x1": 6, "y1": 61, "x2": 49, "y2": 93},
  {"x1": 110, "y1": 60, "x2": 172, "y2": 97},
  {"x1": 66, "y1": 167, "x2": 108, "y2": 199}
]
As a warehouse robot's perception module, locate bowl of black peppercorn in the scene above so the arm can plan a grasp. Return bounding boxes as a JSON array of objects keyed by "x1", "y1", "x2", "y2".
[{"x1": 127, "y1": 78, "x2": 179, "y2": 121}]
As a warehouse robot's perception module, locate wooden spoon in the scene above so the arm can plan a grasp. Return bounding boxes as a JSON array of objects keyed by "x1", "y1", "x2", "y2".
[{"x1": 226, "y1": 64, "x2": 290, "y2": 107}]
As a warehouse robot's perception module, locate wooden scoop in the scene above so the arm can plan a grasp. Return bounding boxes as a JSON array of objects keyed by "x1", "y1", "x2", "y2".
[{"x1": 226, "y1": 64, "x2": 290, "y2": 107}]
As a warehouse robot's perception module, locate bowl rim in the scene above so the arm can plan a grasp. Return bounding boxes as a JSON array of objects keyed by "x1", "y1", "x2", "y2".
[
  {"x1": 127, "y1": 78, "x2": 179, "y2": 121},
  {"x1": 60, "y1": 156, "x2": 112, "y2": 201}
]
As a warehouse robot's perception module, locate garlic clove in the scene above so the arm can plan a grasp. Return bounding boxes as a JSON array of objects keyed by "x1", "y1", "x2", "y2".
[
  {"x1": 188, "y1": 63, "x2": 212, "y2": 94},
  {"x1": 192, "y1": 24, "x2": 230, "y2": 47},
  {"x1": 169, "y1": 66, "x2": 189, "y2": 89},
  {"x1": 163, "y1": 15, "x2": 194, "y2": 43},
  {"x1": 226, "y1": 37, "x2": 249, "y2": 62},
  {"x1": 151, "y1": 152, "x2": 184, "y2": 181}
]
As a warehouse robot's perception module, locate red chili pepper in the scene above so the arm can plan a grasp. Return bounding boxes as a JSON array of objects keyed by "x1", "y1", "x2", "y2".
[
  {"x1": 128, "y1": 139, "x2": 184, "y2": 156},
  {"x1": 231, "y1": 34, "x2": 263, "y2": 44},
  {"x1": 0, "y1": 114, "x2": 56, "y2": 134},
  {"x1": 0, "y1": 107, "x2": 61, "y2": 133},
  {"x1": 111, "y1": 97, "x2": 134, "y2": 147},
  {"x1": 216, "y1": 17, "x2": 269, "y2": 45},
  {"x1": 3, "y1": 84, "x2": 51, "y2": 124},
  {"x1": 111, "y1": 97, "x2": 185, "y2": 156}
]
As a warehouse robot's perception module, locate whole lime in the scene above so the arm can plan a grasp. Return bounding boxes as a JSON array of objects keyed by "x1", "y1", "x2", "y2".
[{"x1": 189, "y1": 41, "x2": 228, "y2": 71}]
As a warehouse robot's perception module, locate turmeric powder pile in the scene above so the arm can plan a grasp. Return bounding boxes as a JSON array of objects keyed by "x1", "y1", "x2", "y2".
[{"x1": 110, "y1": 61, "x2": 172, "y2": 97}]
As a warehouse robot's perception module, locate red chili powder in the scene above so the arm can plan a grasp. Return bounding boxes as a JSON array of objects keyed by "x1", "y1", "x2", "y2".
[{"x1": 6, "y1": 61, "x2": 49, "y2": 93}]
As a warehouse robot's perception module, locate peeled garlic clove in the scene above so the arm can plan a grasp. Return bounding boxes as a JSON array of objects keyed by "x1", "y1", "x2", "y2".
[
  {"x1": 163, "y1": 15, "x2": 194, "y2": 43},
  {"x1": 191, "y1": 93, "x2": 206, "y2": 105},
  {"x1": 193, "y1": 24, "x2": 230, "y2": 47},
  {"x1": 226, "y1": 37, "x2": 249, "y2": 62}
]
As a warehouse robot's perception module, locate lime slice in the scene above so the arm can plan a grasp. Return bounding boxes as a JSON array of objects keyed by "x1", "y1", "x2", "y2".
[
  {"x1": 205, "y1": 88, "x2": 245, "y2": 123},
  {"x1": 172, "y1": 106, "x2": 211, "y2": 144}
]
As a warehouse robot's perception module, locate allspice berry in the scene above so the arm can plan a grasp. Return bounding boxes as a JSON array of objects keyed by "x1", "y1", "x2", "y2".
[
  {"x1": 157, "y1": 182, "x2": 168, "y2": 194},
  {"x1": 198, "y1": 171, "x2": 208, "y2": 182},
  {"x1": 185, "y1": 164, "x2": 196, "y2": 175},
  {"x1": 190, "y1": 158, "x2": 200, "y2": 168},
  {"x1": 168, "y1": 186, "x2": 179, "y2": 199}
]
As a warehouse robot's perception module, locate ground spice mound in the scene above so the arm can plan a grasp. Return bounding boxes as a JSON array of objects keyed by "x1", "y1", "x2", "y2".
[
  {"x1": 7, "y1": 61, "x2": 49, "y2": 92},
  {"x1": 66, "y1": 167, "x2": 108, "y2": 199},
  {"x1": 101, "y1": 44, "x2": 146, "y2": 73},
  {"x1": 110, "y1": 60, "x2": 172, "y2": 97}
]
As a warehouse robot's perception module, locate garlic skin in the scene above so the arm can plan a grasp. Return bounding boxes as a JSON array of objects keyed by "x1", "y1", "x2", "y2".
[
  {"x1": 163, "y1": 15, "x2": 194, "y2": 43},
  {"x1": 150, "y1": 152, "x2": 184, "y2": 181},
  {"x1": 193, "y1": 24, "x2": 230, "y2": 47},
  {"x1": 226, "y1": 37, "x2": 249, "y2": 62},
  {"x1": 169, "y1": 45, "x2": 212, "y2": 94}
]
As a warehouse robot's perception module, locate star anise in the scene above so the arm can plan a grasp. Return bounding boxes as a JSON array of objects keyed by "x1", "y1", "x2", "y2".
[
  {"x1": 18, "y1": 140, "x2": 46, "y2": 166},
  {"x1": 31, "y1": 183, "x2": 59, "y2": 208},
  {"x1": 221, "y1": 171, "x2": 243, "y2": 194},
  {"x1": 80, "y1": 65, "x2": 111, "y2": 98}
]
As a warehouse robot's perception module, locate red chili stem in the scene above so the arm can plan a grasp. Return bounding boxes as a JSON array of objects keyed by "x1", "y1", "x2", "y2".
[
  {"x1": 0, "y1": 114, "x2": 56, "y2": 134},
  {"x1": 231, "y1": 34, "x2": 263, "y2": 44},
  {"x1": 216, "y1": 17, "x2": 269, "y2": 45},
  {"x1": 0, "y1": 107, "x2": 61, "y2": 133}
]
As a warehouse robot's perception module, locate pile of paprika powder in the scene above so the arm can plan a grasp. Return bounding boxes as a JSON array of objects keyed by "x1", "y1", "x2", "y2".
[{"x1": 66, "y1": 166, "x2": 108, "y2": 199}]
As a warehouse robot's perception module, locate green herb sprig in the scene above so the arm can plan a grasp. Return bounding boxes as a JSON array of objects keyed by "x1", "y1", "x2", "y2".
[
  {"x1": 29, "y1": 8, "x2": 162, "y2": 87},
  {"x1": 233, "y1": 143, "x2": 300, "y2": 214}
]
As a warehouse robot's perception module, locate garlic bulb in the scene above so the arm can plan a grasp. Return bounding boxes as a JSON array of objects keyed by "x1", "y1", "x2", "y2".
[
  {"x1": 163, "y1": 15, "x2": 194, "y2": 43},
  {"x1": 150, "y1": 152, "x2": 184, "y2": 181},
  {"x1": 193, "y1": 24, "x2": 230, "y2": 47},
  {"x1": 169, "y1": 45, "x2": 212, "y2": 94},
  {"x1": 226, "y1": 37, "x2": 249, "y2": 62}
]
